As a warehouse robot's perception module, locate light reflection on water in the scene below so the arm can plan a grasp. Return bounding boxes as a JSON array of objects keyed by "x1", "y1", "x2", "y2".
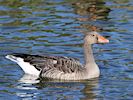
[{"x1": 0, "y1": 0, "x2": 133, "y2": 100}]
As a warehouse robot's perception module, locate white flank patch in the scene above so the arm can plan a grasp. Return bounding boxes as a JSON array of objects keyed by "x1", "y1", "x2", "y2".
[
  {"x1": 6, "y1": 55, "x2": 40, "y2": 76},
  {"x1": 53, "y1": 60, "x2": 57, "y2": 64}
]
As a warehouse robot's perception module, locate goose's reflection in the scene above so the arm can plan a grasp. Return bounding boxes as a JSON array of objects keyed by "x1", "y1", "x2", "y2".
[
  {"x1": 16, "y1": 74, "x2": 39, "y2": 98},
  {"x1": 37, "y1": 78, "x2": 99, "y2": 99},
  {"x1": 16, "y1": 74, "x2": 99, "y2": 99},
  {"x1": 18, "y1": 74, "x2": 40, "y2": 84}
]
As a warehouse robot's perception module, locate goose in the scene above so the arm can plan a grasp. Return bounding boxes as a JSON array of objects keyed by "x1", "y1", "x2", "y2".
[{"x1": 6, "y1": 31, "x2": 109, "y2": 80}]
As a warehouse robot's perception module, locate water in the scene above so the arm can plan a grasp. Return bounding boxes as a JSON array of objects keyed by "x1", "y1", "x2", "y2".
[{"x1": 0, "y1": 0, "x2": 133, "y2": 99}]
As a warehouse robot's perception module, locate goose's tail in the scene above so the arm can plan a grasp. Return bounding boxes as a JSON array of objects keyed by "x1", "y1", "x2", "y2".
[
  {"x1": 6, "y1": 55, "x2": 23, "y2": 63},
  {"x1": 5, "y1": 54, "x2": 40, "y2": 76}
]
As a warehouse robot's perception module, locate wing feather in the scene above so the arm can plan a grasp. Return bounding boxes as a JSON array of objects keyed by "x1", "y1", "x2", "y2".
[{"x1": 12, "y1": 53, "x2": 83, "y2": 74}]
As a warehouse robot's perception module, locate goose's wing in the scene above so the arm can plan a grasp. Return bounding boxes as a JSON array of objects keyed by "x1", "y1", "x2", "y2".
[{"x1": 11, "y1": 53, "x2": 83, "y2": 73}]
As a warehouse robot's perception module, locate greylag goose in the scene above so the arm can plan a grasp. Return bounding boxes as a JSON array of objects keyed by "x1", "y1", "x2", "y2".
[{"x1": 6, "y1": 31, "x2": 109, "y2": 80}]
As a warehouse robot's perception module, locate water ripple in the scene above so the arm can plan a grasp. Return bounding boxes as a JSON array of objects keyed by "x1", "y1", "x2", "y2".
[{"x1": 0, "y1": 0, "x2": 133, "y2": 100}]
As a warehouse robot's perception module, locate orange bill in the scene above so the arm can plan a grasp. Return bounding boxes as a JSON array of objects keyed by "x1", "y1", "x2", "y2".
[{"x1": 98, "y1": 35, "x2": 109, "y2": 43}]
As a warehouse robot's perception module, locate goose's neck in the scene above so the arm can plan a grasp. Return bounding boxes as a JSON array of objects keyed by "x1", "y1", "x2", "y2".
[
  {"x1": 82, "y1": 38, "x2": 100, "y2": 78},
  {"x1": 83, "y1": 41, "x2": 95, "y2": 65}
]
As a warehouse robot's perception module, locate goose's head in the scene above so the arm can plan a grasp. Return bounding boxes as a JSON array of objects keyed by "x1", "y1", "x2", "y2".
[{"x1": 84, "y1": 31, "x2": 109, "y2": 44}]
